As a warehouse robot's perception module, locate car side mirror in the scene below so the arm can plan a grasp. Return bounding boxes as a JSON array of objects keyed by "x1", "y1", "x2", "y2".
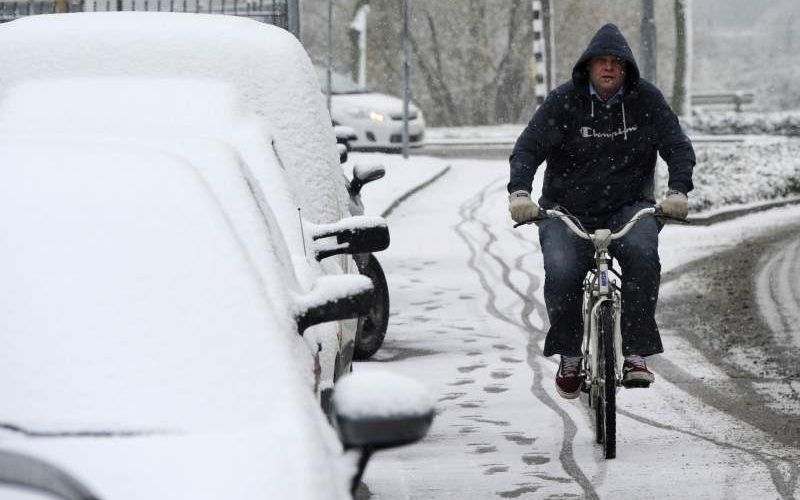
[
  {"x1": 332, "y1": 371, "x2": 434, "y2": 495},
  {"x1": 295, "y1": 275, "x2": 374, "y2": 334},
  {"x1": 334, "y1": 125, "x2": 358, "y2": 147},
  {"x1": 350, "y1": 163, "x2": 385, "y2": 194},
  {"x1": 310, "y1": 216, "x2": 390, "y2": 261}
]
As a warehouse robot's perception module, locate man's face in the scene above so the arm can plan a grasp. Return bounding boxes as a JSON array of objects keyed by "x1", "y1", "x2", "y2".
[{"x1": 589, "y1": 55, "x2": 625, "y2": 98}]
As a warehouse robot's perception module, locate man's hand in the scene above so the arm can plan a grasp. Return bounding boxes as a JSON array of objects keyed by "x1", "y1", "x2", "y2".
[
  {"x1": 508, "y1": 191, "x2": 539, "y2": 223},
  {"x1": 660, "y1": 190, "x2": 688, "y2": 219}
]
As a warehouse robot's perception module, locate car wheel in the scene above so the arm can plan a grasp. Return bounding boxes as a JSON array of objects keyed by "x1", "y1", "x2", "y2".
[{"x1": 353, "y1": 254, "x2": 389, "y2": 360}]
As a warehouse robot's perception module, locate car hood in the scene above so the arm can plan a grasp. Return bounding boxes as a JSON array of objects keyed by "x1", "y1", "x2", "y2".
[
  {"x1": 331, "y1": 92, "x2": 419, "y2": 116},
  {"x1": 0, "y1": 423, "x2": 351, "y2": 500}
]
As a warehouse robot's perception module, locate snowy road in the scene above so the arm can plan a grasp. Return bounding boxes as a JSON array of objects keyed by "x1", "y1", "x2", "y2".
[
  {"x1": 356, "y1": 158, "x2": 800, "y2": 499},
  {"x1": 757, "y1": 235, "x2": 800, "y2": 350}
]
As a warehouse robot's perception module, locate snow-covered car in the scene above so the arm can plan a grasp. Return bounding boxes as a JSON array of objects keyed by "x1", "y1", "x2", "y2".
[
  {"x1": 0, "y1": 133, "x2": 432, "y2": 500},
  {"x1": 0, "y1": 13, "x2": 430, "y2": 498},
  {"x1": 0, "y1": 12, "x2": 390, "y2": 406},
  {"x1": 317, "y1": 67, "x2": 426, "y2": 152}
]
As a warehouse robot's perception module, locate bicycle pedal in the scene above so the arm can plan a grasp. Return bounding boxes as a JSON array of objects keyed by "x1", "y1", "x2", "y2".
[{"x1": 622, "y1": 380, "x2": 651, "y2": 389}]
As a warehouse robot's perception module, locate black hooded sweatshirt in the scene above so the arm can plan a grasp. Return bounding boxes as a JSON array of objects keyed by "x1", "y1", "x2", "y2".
[{"x1": 509, "y1": 23, "x2": 695, "y2": 226}]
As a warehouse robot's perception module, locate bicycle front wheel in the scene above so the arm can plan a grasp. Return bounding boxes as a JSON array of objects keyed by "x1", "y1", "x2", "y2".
[{"x1": 596, "y1": 301, "x2": 616, "y2": 459}]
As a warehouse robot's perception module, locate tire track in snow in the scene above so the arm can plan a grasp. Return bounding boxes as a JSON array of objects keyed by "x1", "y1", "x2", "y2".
[
  {"x1": 757, "y1": 236, "x2": 800, "y2": 347},
  {"x1": 616, "y1": 404, "x2": 799, "y2": 500},
  {"x1": 453, "y1": 176, "x2": 599, "y2": 500},
  {"x1": 462, "y1": 177, "x2": 800, "y2": 499}
]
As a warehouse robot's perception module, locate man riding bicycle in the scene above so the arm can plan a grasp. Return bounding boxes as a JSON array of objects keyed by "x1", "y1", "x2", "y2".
[{"x1": 508, "y1": 23, "x2": 695, "y2": 399}]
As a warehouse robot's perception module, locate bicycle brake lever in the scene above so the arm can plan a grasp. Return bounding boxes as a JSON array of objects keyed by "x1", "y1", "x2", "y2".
[
  {"x1": 513, "y1": 217, "x2": 547, "y2": 228},
  {"x1": 655, "y1": 213, "x2": 692, "y2": 224}
]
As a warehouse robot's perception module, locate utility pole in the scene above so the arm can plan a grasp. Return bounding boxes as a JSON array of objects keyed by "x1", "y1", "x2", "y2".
[
  {"x1": 672, "y1": 0, "x2": 692, "y2": 118},
  {"x1": 401, "y1": 0, "x2": 411, "y2": 159},
  {"x1": 532, "y1": 0, "x2": 552, "y2": 107},
  {"x1": 350, "y1": 5, "x2": 370, "y2": 89},
  {"x1": 288, "y1": 0, "x2": 301, "y2": 39},
  {"x1": 640, "y1": 0, "x2": 657, "y2": 83},
  {"x1": 541, "y1": 0, "x2": 554, "y2": 93}
]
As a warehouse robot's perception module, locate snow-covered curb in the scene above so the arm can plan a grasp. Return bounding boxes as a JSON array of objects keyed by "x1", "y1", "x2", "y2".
[
  {"x1": 343, "y1": 152, "x2": 451, "y2": 217},
  {"x1": 425, "y1": 124, "x2": 524, "y2": 145}
]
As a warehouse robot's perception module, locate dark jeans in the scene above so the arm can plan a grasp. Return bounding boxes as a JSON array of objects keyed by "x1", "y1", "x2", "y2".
[{"x1": 538, "y1": 201, "x2": 664, "y2": 358}]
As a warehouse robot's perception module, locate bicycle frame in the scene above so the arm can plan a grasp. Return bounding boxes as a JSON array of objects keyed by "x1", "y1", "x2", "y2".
[
  {"x1": 582, "y1": 245, "x2": 623, "y2": 389},
  {"x1": 549, "y1": 206, "x2": 655, "y2": 458},
  {"x1": 514, "y1": 204, "x2": 681, "y2": 459},
  {"x1": 549, "y1": 207, "x2": 655, "y2": 384}
]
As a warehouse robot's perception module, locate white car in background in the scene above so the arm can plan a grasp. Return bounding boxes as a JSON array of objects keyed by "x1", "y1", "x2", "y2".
[
  {"x1": 0, "y1": 13, "x2": 432, "y2": 499},
  {"x1": 317, "y1": 67, "x2": 426, "y2": 152}
]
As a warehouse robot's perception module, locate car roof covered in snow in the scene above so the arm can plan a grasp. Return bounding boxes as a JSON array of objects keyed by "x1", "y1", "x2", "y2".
[{"x1": 0, "y1": 12, "x2": 348, "y2": 225}]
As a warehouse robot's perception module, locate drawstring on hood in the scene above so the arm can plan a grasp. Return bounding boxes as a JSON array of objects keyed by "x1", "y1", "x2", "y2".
[{"x1": 622, "y1": 101, "x2": 628, "y2": 140}]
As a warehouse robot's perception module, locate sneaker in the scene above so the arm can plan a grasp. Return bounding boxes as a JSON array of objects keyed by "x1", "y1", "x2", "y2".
[
  {"x1": 556, "y1": 355, "x2": 583, "y2": 399},
  {"x1": 623, "y1": 355, "x2": 655, "y2": 387}
]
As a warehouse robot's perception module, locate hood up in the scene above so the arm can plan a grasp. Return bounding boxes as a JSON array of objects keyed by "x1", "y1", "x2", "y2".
[{"x1": 571, "y1": 23, "x2": 640, "y2": 93}]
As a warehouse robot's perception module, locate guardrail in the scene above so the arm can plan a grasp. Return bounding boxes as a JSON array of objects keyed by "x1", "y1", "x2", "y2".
[{"x1": 691, "y1": 91, "x2": 754, "y2": 112}]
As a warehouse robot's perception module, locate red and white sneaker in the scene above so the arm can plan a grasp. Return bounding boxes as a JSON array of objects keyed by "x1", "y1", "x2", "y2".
[
  {"x1": 623, "y1": 355, "x2": 655, "y2": 388},
  {"x1": 556, "y1": 355, "x2": 583, "y2": 399}
]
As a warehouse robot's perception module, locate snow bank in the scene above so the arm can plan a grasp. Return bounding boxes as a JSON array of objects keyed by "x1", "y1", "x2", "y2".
[
  {"x1": 690, "y1": 110, "x2": 800, "y2": 137},
  {"x1": 657, "y1": 137, "x2": 800, "y2": 212}
]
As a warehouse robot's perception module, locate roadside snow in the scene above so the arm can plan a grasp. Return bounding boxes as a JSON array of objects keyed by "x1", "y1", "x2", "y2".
[
  {"x1": 427, "y1": 123, "x2": 800, "y2": 215},
  {"x1": 690, "y1": 109, "x2": 800, "y2": 136},
  {"x1": 343, "y1": 152, "x2": 451, "y2": 217},
  {"x1": 425, "y1": 124, "x2": 524, "y2": 145},
  {"x1": 657, "y1": 136, "x2": 800, "y2": 213},
  {"x1": 359, "y1": 157, "x2": 800, "y2": 499}
]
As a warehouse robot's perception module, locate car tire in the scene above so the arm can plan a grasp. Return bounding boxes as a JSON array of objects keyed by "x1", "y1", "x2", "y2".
[{"x1": 353, "y1": 254, "x2": 389, "y2": 360}]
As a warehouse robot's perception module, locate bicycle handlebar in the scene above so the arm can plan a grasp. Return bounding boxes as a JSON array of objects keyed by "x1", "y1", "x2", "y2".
[{"x1": 513, "y1": 205, "x2": 690, "y2": 242}]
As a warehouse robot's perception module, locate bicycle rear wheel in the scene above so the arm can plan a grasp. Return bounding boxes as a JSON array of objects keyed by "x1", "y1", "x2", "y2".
[{"x1": 596, "y1": 302, "x2": 616, "y2": 459}]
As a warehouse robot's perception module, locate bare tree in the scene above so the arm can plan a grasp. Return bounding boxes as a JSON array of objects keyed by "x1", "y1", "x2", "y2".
[
  {"x1": 640, "y1": 0, "x2": 657, "y2": 83},
  {"x1": 363, "y1": 0, "x2": 536, "y2": 127}
]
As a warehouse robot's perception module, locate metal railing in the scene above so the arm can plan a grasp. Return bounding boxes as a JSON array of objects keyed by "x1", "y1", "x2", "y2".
[
  {"x1": 0, "y1": 0, "x2": 292, "y2": 33},
  {"x1": 691, "y1": 91, "x2": 754, "y2": 112}
]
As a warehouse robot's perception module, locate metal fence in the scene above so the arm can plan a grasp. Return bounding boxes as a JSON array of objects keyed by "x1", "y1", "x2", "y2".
[{"x1": 0, "y1": 0, "x2": 297, "y2": 34}]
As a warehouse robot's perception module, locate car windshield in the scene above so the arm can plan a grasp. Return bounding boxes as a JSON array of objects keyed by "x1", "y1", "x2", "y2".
[
  {"x1": 0, "y1": 139, "x2": 308, "y2": 433},
  {"x1": 315, "y1": 66, "x2": 367, "y2": 94}
]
